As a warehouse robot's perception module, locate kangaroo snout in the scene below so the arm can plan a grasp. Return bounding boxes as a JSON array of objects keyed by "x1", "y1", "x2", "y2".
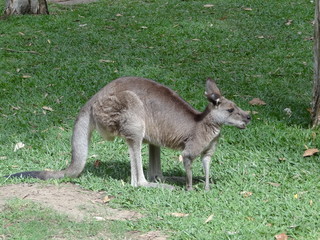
[{"x1": 239, "y1": 113, "x2": 251, "y2": 129}]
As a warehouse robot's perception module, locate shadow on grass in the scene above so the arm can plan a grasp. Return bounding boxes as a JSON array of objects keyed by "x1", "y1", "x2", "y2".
[{"x1": 84, "y1": 160, "x2": 214, "y2": 189}]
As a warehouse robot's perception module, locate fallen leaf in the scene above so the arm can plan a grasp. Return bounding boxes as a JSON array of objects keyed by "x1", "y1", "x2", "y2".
[
  {"x1": 94, "y1": 160, "x2": 101, "y2": 168},
  {"x1": 14, "y1": 142, "x2": 25, "y2": 152},
  {"x1": 275, "y1": 233, "x2": 288, "y2": 240},
  {"x1": 192, "y1": 39, "x2": 201, "y2": 41},
  {"x1": 79, "y1": 24, "x2": 87, "y2": 27},
  {"x1": 257, "y1": 35, "x2": 265, "y2": 39},
  {"x1": 141, "y1": 26, "x2": 148, "y2": 29},
  {"x1": 178, "y1": 155, "x2": 183, "y2": 162},
  {"x1": 310, "y1": 200, "x2": 313, "y2": 206},
  {"x1": 246, "y1": 216, "x2": 254, "y2": 221},
  {"x1": 204, "y1": 214, "x2": 214, "y2": 223},
  {"x1": 94, "y1": 216, "x2": 106, "y2": 221},
  {"x1": 243, "y1": 7, "x2": 253, "y2": 11},
  {"x1": 289, "y1": 224, "x2": 298, "y2": 229},
  {"x1": 0, "y1": 156, "x2": 7, "y2": 160},
  {"x1": 44, "y1": 168, "x2": 54, "y2": 171},
  {"x1": 103, "y1": 195, "x2": 115, "y2": 203},
  {"x1": 42, "y1": 106, "x2": 53, "y2": 112},
  {"x1": 249, "y1": 98, "x2": 266, "y2": 106},
  {"x1": 294, "y1": 194, "x2": 298, "y2": 199},
  {"x1": 240, "y1": 191, "x2": 253, "y2": 198},
  {"x1": 278, "y1": 157, "x2": 286, "y2": 161},
  {"x1": 22, "y1": 75, "x2": 31, "y2": 79},
  {"x1": 203, "y1": 4, "x2": 214, "y2": 8},
  {"x1": 47, "y1": 39, "x2": 51, "y2": 44},
  {"x1": 304, "y1": 36, "x2": 313, "y2": 41},
  {"x1": 121, "y1": 179, "x2": 125, "y2": 186},
  {"x1": 99, "y1": 59, "x2": 115, "y2": 63},
  {"x1": 169, "y1": 212, "x2": 189, "y2": 217},
  {"x1": 18, "y1": 32, "x2": 25, "y2": 36},
  {"x1": 303, "y1": 148, "x2": 319, "y2": 157},
  {"x1": 11, "y1": 106, "x2": 21, "y2": 110},
  {"x1": 115, "y1": 13, "x2": 123, "y2": 17},
  {"x1": 283, "y1": 108, "x2": 292, "y2": 116},
  {"x1": 267, "y1": 182, "x2": 281, "y2": 187},
  {"x1": 285, "y1": 20, "x2": 293, "y2": 26}
]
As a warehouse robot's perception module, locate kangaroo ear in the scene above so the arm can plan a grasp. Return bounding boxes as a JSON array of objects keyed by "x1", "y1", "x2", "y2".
[
  {"x1": 205, "y1": 78, "x2": 222, "y2": 105},
  {"x1": 205, "y1": 91, "x2": 221, "y2": 106}
]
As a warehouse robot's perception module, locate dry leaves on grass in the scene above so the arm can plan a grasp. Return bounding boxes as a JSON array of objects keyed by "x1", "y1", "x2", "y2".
[
  {"x1": 42, "y1": 106, "x2": 53, "y2": 111},
  {"x1": 99, "y1": 59, "x2": 115, "y2": 63},
  {"x1": 204, "y1": 214, "x2": 214, "y2": 223},
  {"x1": 103, "y1": 195, "x2": 115, "y2": 203},
  {"x1": 94, "y1": 160, "x2": 102, "y2": 168},
  {"x1": 267, "y1": 182, "x2": 281, "y2": 187},
  {"x1": 168, "y1": 212, "x2": 189, "y2": 217},
  {"x1": 249, "y1": 98, "x2": 266, "y2": 106},
  {"x1": 275, "y1": 233, "x2": 288, "y2": 240},
  {"x1": 303, "y1": 148, "x2": 319, "y2": 157},
  {"x1": 240, "y1": 191, "x2": 253, "y2": 198},
  {"x1": 203, "y1": 4, "x2": 214, "y2": 8},
  {"x1": 285, "y1": 20, "x2": 293, "y2": 26},
  {"x1": 14, "y1": 142, "x2": 25, "y2": 152}
]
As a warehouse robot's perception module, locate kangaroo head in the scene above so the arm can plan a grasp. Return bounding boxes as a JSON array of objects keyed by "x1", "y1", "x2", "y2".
[{"x1": 205, "y1": 78, "x2": 251, "y2": 129}]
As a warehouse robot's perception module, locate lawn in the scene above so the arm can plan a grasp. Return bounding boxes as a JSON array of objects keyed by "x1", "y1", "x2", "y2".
[{"x1": 1, "y1": 0, "x2": 319, "y2": 239}]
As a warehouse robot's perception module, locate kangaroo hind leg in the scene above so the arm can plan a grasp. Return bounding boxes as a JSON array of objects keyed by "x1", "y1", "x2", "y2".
[{"x1": 148, "y1": 144, "x2": 164, "y2": 182}]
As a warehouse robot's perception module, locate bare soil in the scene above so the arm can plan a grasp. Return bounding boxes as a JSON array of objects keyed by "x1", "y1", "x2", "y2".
[{"x1": 0, "y1": 183, "x2": 167, "y2": 240}]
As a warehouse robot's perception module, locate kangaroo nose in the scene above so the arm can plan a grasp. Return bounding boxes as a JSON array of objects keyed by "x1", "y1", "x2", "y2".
[{"x1": 247, "y1": 115, "x2": 251, "y2": 121}]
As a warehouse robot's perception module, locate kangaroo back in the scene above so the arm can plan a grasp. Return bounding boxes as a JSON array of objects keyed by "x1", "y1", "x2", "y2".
[{"x1": 91, "y1": 77, "x2": 200, "y2": 149}]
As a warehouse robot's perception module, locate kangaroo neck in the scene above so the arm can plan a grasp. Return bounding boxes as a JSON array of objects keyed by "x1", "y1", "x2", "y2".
[{"x1": 196, "y1": 103, "x2": 221, "y2": 135}]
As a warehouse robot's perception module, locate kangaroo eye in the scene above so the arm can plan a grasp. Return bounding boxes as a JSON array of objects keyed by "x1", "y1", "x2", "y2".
[{"x1": 227, "y1": 108, "x2": 234, "y2": 113}]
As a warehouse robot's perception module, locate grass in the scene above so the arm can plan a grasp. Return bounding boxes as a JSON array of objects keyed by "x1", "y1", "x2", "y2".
[
  {"x1": 1, "y1": 199, "x2": 109, "y2": 240},
  {"x1": 1, "y1": 0, "x2": 319, "y2": 239}
]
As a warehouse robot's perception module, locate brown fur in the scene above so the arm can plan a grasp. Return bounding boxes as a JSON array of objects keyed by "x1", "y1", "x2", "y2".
[{"x1": 7, "y1": 77, "x2": 250, "y2": 191}]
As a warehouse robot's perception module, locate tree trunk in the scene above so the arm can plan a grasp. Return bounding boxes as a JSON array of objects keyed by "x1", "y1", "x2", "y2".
[
  {"x1": 312, "y1": 0, "x2": 320, "y2": 127},
  {"x1": 4, "y1": 0, "x2": 49, "y2": 15}
]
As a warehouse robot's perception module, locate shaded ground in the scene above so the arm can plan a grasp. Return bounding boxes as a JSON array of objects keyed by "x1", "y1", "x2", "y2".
[{"x1": 0, "y1": 183, "x2": 167, "y2": 240}]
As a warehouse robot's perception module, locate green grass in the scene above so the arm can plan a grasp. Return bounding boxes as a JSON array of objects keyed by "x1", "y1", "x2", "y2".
[
  {"x1": 1, "y1": 0, "x2": 320, "y2": 239},
  {"x1": 1, "y1": 199, "x2": 109, "y2": 240}
]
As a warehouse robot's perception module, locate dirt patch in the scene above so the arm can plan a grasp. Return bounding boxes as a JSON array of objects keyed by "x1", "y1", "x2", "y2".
[
  {"x1": 0, "y1": 183, "x2": 167, "y2": 240},
  {"x1": 0, "y1": 183, "x2": 142, "y2": 221}
]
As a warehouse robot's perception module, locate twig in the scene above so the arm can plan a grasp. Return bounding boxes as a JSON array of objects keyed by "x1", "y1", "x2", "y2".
[{"x1": 0, "y1": 48, "x2": 40, "y2": 54}]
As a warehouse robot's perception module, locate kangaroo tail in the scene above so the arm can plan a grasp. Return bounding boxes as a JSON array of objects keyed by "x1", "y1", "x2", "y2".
[{"x1": 5, "y1": 105, "x2": 95, "y2": 180}]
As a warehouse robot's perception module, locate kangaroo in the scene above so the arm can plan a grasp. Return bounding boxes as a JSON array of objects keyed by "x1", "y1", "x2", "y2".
[{"x1": 6, "y1": 77, "x2": 250, "y2": 190}]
